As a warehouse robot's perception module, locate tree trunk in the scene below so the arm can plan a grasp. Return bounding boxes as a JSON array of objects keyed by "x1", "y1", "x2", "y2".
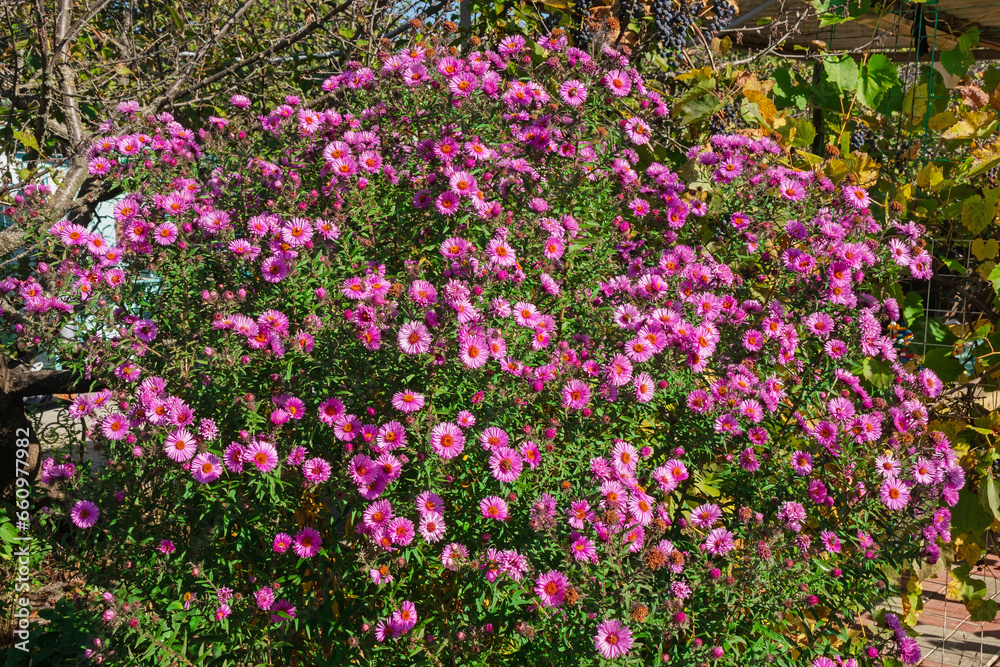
[{"x1": 0, "y1": 360, "x2": 95, "y2": 500}]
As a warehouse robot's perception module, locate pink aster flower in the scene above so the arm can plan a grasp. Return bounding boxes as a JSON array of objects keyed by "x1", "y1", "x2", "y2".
[
  {"x1": 520, "y1": 441, "x2": 541, "y2": 469},
  {"x1": 534, "y1": 570, "x2": 568, "y2": 607},
  {"x1": 272, "y1": 532, "x2": 293, "y2": 553},
  {"x1": 398, "y1": 321, "x2": 432, "y2": 355},
  {"x1": 843, "y1": 184, "x2": 871, "y2": 209},
  {"x1": 562, "y1": 379, "x2": 591, "y2": 410},
  {"x1": 376, "y1": 422, "x2": 407, "y2": 451},
  {"x1": 255, "y1": 586, "x2": 275, "y2": 610},
  {"x1": 430, "y1": 422, "x2": 465, "y2": 459},
  {"x1": 101, "y1": 413, "x2": 130, "y2": 441},
  {"x1": 152, "y1": 222, "x2": 178, "y2": 245},
  {"x1": 448, "y1": 171, "x2": 477, "y2": 196},
  {"x1": 302, "y1": 457, "x2": 332, "y2": 485},
  {"x1": 778, "y1": 178, "x2": 806, "y2": 201},
  {"x1": 880, "y1": 477, "x2": 910, "y2": 510},
  {"x1": 603, "y1": 70, "x2": 632, "y2": 97},
  {"x1": 480, "y1": 427, "x2": 509, "y2": 451},
  {"x1": 416, "y1": 491, "x2": 444, "y2": 515},
  {"x1": 393, "y1": 601, "x2": 418, "y2": 631},
  {"x1": 559, "y1": 79, "x2": 588, "y2": 106},
  {"x1": 392, "y1": 390, "x2": 425, "y2": 413},
  {"x1": 487, "y1": 238, "x2": 517, "y2": 267},
  {"x1": 790, "y1": 450, "x2": 813, "y2": 476},
  {"x1": 689, "y1": 503, "x2": 722, "y2": 529},
  {"x1": 489, "y1": 446, "x2": 523, "y2": 484},
  {"x1": 261, "y1": 257, "x2": 289, "y2": 283},
  {"x1": 623, "y1": 117, "x2": 651, "y2": 146},
  {"x1": 479, "y1": 495, "x2": 509, "y2": 521},
  {"x1": 71, "y1": 500, "x2": 99, "y2": 528},
  {"x1": 594, "y1": 619, "x2": 634, "y2": 659},
  {"x1": 191, "y1": 453, "x2": 223, "y2": 484},
  {"x1": 332, "y1": 413, "x2": 362, "y2": 441},
  {"x1": 293, "y1": 527, "x2": 322, "y2": 558},
  {"x1": 245, "y1": 440, "x2": 279, "y2": 472},
  {"x1": 270, "y1": 599, "x2": 296, "y2": 624},
  {"x1": 223, "y1": 443, "x2": 245, "y2": 472},
  {"x1": 704, "y1": 527, "x2": 736, "y2": 556},
  {"x1": 435, "y1": 191, "x2": 460, "y2": 215},
  {"x1": 633, "y1": 373, "x2": 655, "y2": 403},
  {"x1": 164, "y1": 428, "x2": 197, "y2": 462},
  {"x1": 460, "y1": 336, "x2": 489, "y2": 369},
  {"x1": 419, "y1": 512, "x2": 446, "y2": 543}
]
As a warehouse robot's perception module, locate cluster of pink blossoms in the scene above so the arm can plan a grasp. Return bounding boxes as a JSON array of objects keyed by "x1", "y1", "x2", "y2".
[{"x1": 6, "y1": 32, "x2": 955, "y2": 666}]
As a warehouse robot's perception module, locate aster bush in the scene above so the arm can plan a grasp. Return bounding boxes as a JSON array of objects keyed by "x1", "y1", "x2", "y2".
[{"x1": 5, "y1": 33, "x2": 959, "y2": 667}]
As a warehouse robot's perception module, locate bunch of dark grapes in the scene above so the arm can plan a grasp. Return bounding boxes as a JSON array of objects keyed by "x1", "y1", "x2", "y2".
[
  {"x1": 988, "y1": 165, "x2": 1000, "y2": 187},
  {"x1": 542, "y1": 11, "x2": 562, "y2": 32},
  {"x1": 620, "y1": 0, "x2": 644, "y2": 23},
  {"x1": 704, "y1": 0, "x2": 736, "y2": 36},
  {"x1": 570, "y1": 0, "x2": 596, "y2": 49},
  {"x1": 653, "y1": 0, "x2": 696, "y2": 56},
  {"x1": 849, "y1": 123, "x2": 867, "y2": 151},
  {"x1": 709, "y1": 102, "x2": 741, "y2": 135}
]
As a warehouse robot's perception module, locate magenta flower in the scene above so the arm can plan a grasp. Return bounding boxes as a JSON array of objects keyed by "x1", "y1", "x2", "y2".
[
  {"x1": 430, "y1": 422, "x2": 465, "y2": 459},
  {"x1": 689, "y1": 503, "x2": 722, "y2": 530},
  {"x1": 559, "y1": 79, "x2": 588, "y2": 106},
  {"x1": 191, "y1": 453, "x2": 222, "y2": 484},
  {"x1": 301, "y1": 457, "x2": 332, "y2": 485},
  {"x1": 561, "y1": 379, "x2": 591, "y2": 410},
  {"x1": 245, "y1": 440, "x2": 279, "y2": 472},
  {"x1": 71, "y1": 500, "x2": 99, "y2": 528},
  {"x1": 101, "y1": 413, "x2": 129, "y2": 441},
  {"x1": 489, "y1": 446, "x2": 523, "y2": 484},
  {"x1": 255, "y1": 586, "x2": 275, "y2": 610},
  {"x1": 778, "y1": 178, "x2": 806, "y2": 201},
  {"x1": 392, "y1": 390, "x2": 425, "y2": 413},
  {"x1": 479, "y1": 496, "x2": 509, "y2": 521},
  {"x1": 393, "y1": 601, "x2": 418, "y2": 631},
  {"x1": 880, "y1": 478, "x2": 910, "y2": 510},
  {"x1": 703, "y1": 527, "x2": 736, "y2": 556},
  {"x1": 269, "y1": 599, "x2": 296, "y2": 624},
  {"x1": 534, "y1": 570, "x2": 568, "y2": 608},
  {"x1": 164, "y1": 428, "x2": 197, "y2": 463},
  {"x1": 460, "y1": 336, "x2": 489, "y2": 369},
  {"x1": 593, "y1": 619, "x2": 634, "y2": 659},
  {"x1": 842, "y1": 184, "x2": 871, "y2": 209},
  {"x1": 419, "y1": 512, "x2": 446, "y2": 543},
  {"x1": 272, "y1": 532, "x2": 293, "y2": 554},
  {"x1": 293, "y1": 527, "x2": 322, "y2": 558},
  {"x1": 397, "y1": 321, "x2": 432, "y2": 355}
]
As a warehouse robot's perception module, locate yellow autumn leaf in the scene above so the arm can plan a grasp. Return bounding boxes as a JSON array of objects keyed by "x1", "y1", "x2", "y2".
[
  {"x1": 744, "y1": 90, "x2": 777, "y2": 127},
  {"x1": 943, "y1": 120, "x2": 976, "y2": 139}
]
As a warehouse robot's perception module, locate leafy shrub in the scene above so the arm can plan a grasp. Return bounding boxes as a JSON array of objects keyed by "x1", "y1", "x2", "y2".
[{"x1": 5, "y1": 34, "x2": 958, "y2": 666}]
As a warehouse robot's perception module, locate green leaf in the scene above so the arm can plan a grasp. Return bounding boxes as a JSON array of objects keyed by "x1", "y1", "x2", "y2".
[
  {"x1": 823, "y1": 55, "x2": 859, "y2": 95},
  {"x1": 857, "y1": 54, "x2": 900, "y2": 110},
  {"x1": 984, "y1": 64, "x2": 1000, "y2": 93},
  {"x1": 862, "y1": 357, "x2": 893, "y2": 388},
  {"x1": 903, "y1": 291, "x2": 924, "y2": 324},
  {"x1": 962, "y1": 194, "x2": 992, "y2": 234},
  {"x1": 953, "y1": 486, "x2": 996, "y2": 535},
  {"x1": 981, "y1": 473, "x2": 1000, "y2": 520},
  {"x1": 967, "y1": 597, "x2": 999, "y2": 622},
  {"x1": 922, "y1": 348, "x2": 965, "y2": 382},
  {"x1": 12, "y1": 129, "x2": 39, "y2": 153},
  {"x1": 941, "y1": 27, "x2": 980, "y2": 77},
  {"x1": 771, "y1": 67, "x2": 808, "y2": 111}
]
